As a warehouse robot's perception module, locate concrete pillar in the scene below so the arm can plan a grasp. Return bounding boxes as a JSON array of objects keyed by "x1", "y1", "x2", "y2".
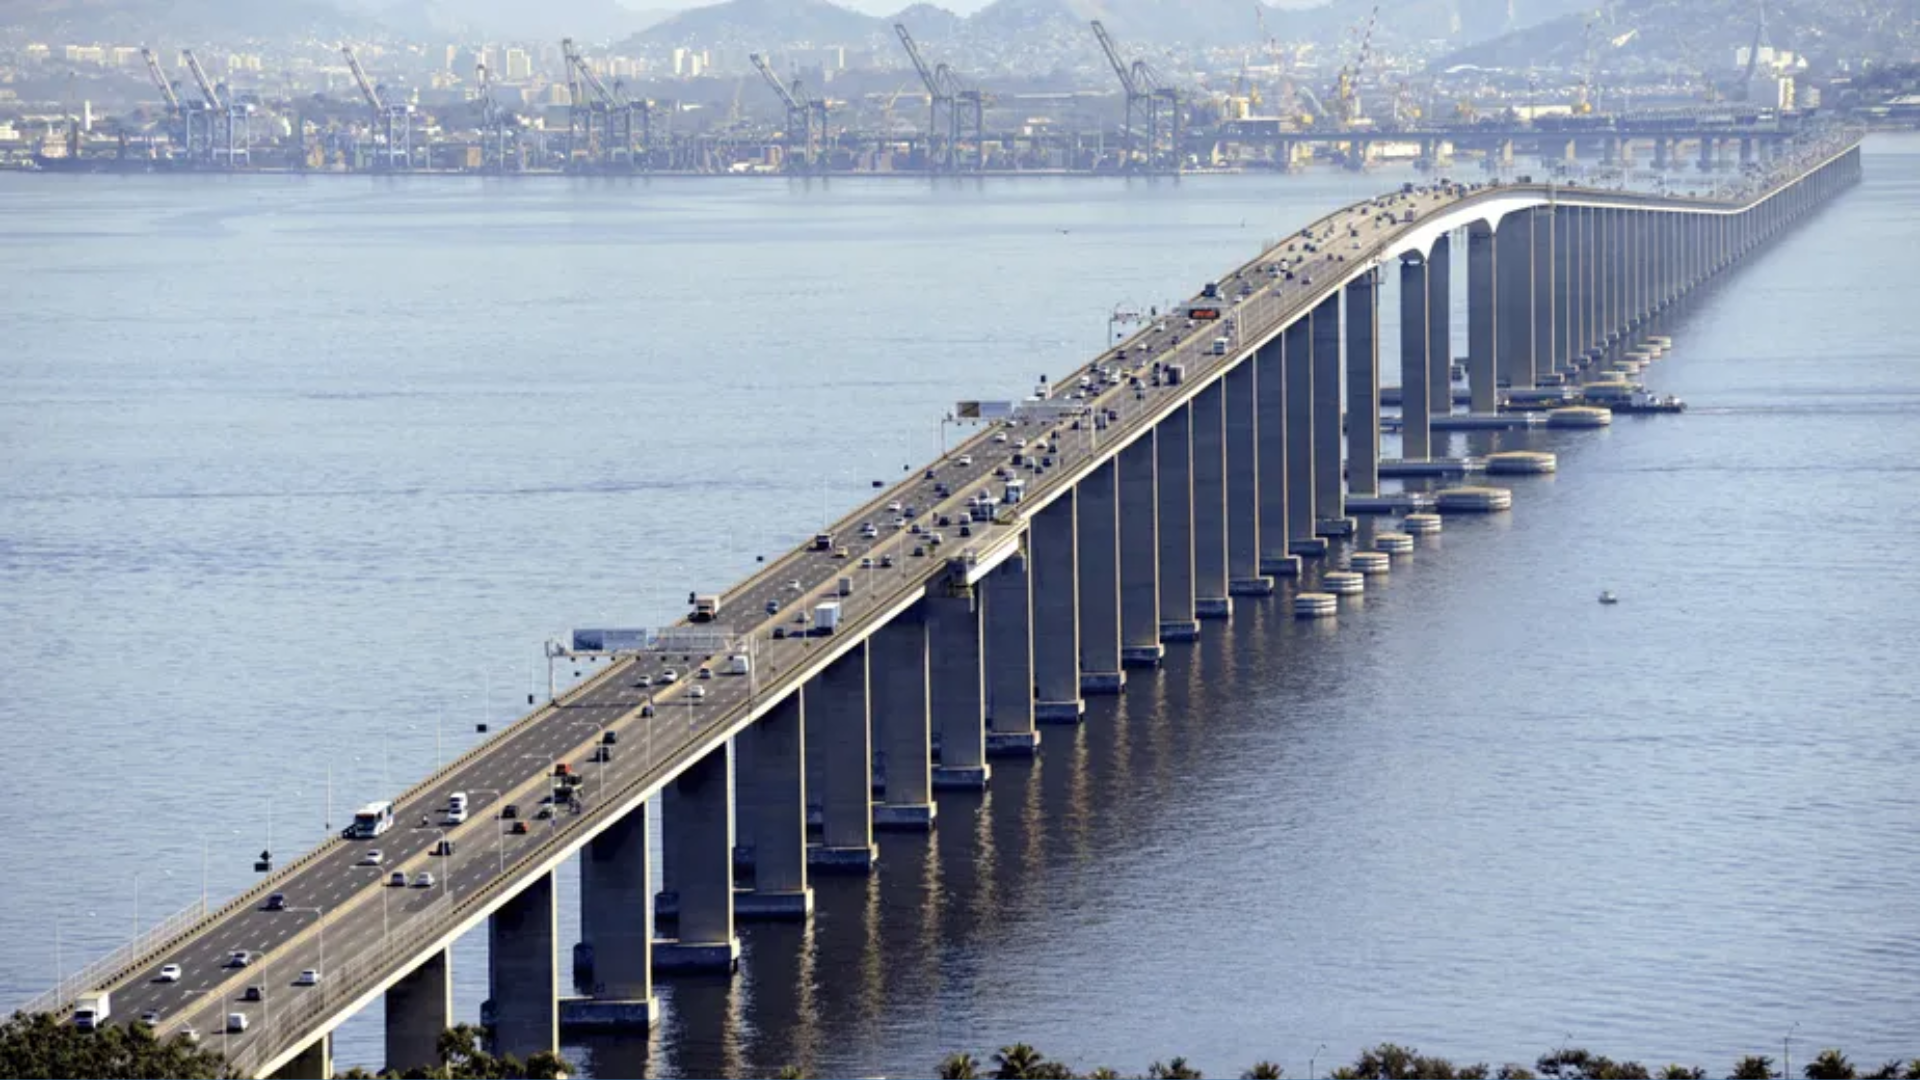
[
  {"x1": 1496, "y1": 209, "x2": 1533, "y2": 390},
  {"x1": 1466, "y1": 222, "x2": 1497, "y2": 412},
  {"x1": 1606, "y1": 208, "x2": 1623, "y2": 343},
  {"x1": 1552, "y1": 207, "x2": 1572, "y2": 373},
  {"x1": 1344, "y1": 269, "x2": 1380, "y2": 497},
  {"x1": 1191, "y1": 378, "x2": 1232, "y2": 616},
  {"x1": 489, "y1": 871, "x2": 557, "y2": 1061},
  {"x1": 1282, "y1": 318, "x2": 1317, "y2": 549},
  {"x1": 386, "y1": 950, "x2": 451, "y2": 1075},
  {"x1": 871, "y1": 610, "x2": 936, "y2": 827},
  {"x1": 1119, "y1": 432, "x2": 1165, "y2": 662},
  {"x1": 1530, "y1": 207, "x2": 1554, "y2": 377},
  {"x1": 807, "y1": 643, "x2": 877, "y2": 867},
  {"x1": 1399, "y1": 254, "x2": 1430, "y2": 461},
  {"x1": 1075, "y1": 458, "x2": 1125, "y2": 691},
  {"x1": 655, "y1": 744, "x2": 738, "y2": 971},
  {"x1": 1224, "y1": 359, "x2": 1271, "y2": 595},
  {"x1": 1310, "y1": 292, "x2": 1346, "y2": 531},
  {"x1": 1254, "y1": 335, "x2": 1296, "y2": 577},
  {"x1": 577, "y1": 805, "x2": 659, "y2": 1022},
  {"x1": 741, "y1": 693, "x2": 812, "y2": 912},
  {"x1": 928, "y1": 587, "x2": 990, "y2": 787},
  {"x1": 1030, "y1": 492, "x2": 1085, "y2": 720},
  {"x1": 1428, "y1": 233, "x2": 1452, "y2": 416},
  {"x1": 981, "y1": 553, "x2": 1039, "y2": 755},
  {"x1": 1154, "y1": 405, "x2": 1199, "y2": 640},
  {"x1": 271, "y1": 1034, "x2": 331, "y2": 1080}
]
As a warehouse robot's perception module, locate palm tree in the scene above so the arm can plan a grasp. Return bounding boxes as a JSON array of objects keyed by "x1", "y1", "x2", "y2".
[
  {"x1": 1149, "y1": 1058, "x2": 1204, "y2": 1079},
  {"x1": 937, "y1": 1053, "x2": 981, "y2": 1080},
  {"x1": 994, "y1": 1044, "x2": 1051, "y2": 1080},
  {"x1": 1659, "y1": 1068, "x2": 1707, "y2": 1079},
  {"x1": 1732, "y1": 1057, "x2": 1780, "y2": 1080},
  {"x1": 1086, "y1": 1069, "x2": 1123, "y2": 1079},
  {"x1": 1804, "y1": 1049, "x2": 1857, "y2": 1080},
  {"x1": 1243, "y1": 1063, "x2": 1286, "y2": 1079}
]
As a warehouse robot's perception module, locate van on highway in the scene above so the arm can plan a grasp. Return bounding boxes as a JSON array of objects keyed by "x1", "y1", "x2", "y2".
[
  {"x1": 227, "y1": 1013, "x2": 249, "y2": 1034},
  {"x1": 1211, "y1": 337, "x2": 1230, "y2": 355}
]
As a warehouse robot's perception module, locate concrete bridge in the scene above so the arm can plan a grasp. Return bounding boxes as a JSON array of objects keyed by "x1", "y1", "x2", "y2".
[
  {"x1": 1206, "y1": 119, "x2": 1811, "y2": 175},
  {"x1": 26, "y1": 130, "x2": 1863, "y2": 1079}
]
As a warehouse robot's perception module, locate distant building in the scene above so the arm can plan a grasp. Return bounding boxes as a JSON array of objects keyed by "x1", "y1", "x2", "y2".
[
  {"x1": 25, "y1": 43, "x2": 51, "y2": 61},
  {"x1": 546, "y1": 83, "x2": 571, "y2": 106},
  {"x1": 672, "y1": 47, "x2": 689, "y2": 77},
  {"x1": 505, "y1": 48, "x2": 531, "y2": 81},
  {"x1": 111, "y1": 47, "x2": 142, "y2": 68},
  {"x1": 64, "y1": 45, "x2": 106, "y2": 65}
]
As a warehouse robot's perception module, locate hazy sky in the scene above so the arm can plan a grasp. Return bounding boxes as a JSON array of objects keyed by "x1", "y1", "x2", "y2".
[{"x1": 621, "y1": 0, "x2": 1327, "y2": 17}]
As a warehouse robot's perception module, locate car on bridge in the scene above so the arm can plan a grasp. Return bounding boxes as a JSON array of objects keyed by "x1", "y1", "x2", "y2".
[
  {"x1": 157, "y1": 964, "x2": 182, "y2": 983},
  {"x1": 295, "y1": 969, "x2": 321, "y2": 987},
  {"x1": 225, "y1": 951, "x2": 252, "y2": 968}
]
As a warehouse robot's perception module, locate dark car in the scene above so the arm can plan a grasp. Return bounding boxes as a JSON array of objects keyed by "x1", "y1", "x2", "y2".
[
  {"x1": 500, "y1": 804, "x2": 519, "y2": 820},
  {"x1": 242, "y1": 986, "x2": 265, "y2": 1003},
  {"x1": 263, "y1": 893, "x2": 286, "y2": 912},
  {"x1": 510, "y1": 821, "x2": 530, "y2": 835}
]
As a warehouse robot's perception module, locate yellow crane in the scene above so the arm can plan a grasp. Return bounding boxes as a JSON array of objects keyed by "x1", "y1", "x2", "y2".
[{"x1": 1253, "y1": 3, "x2": 1310, "y2": 127}]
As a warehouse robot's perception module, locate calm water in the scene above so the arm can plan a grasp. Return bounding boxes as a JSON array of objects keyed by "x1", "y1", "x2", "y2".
[{"x1": 3, "y1": 137, "x2": 1917, "y2": 1078}]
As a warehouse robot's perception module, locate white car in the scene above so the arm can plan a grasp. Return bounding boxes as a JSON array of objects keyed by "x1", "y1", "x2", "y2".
[
  {"x1": 690, "y1": 686, "x2": 707, "y2": 700},
  {"x1": 359, "y1": 850, "x2": 383, "y2": 866},
  {"x1": 885, "y1": 500, "x2": 902, "y2": 512},
  {"x1": 446, "y1": 806, "x2": 468, "y2": 824},
  {"x1": 139, "y1": 1010, "x2": 161, "y2": 1026},
  {"x1": 227, "y1": 1013, "x2": 248, "y2": 1034},
  {"x1": 295, "y1": 969, "x2": 321, "y2": 987},
  {"x1": 157, "y1": 963, "x2": 183, "y2": 983},
  {"x1": 659, "y1": 669, "x2": 679, "y2": 684},
  {"x1": 180, "y1": 1026, "x2": 201, "y2": 1044},
  {"x1": 993, "y1": 432, "x2": 1009, "y2": 444},
  {"x1": 412, "y1": 872, "x2": 434, "y2": 888},
  {"x1": 956, "y1": 454, "x2": 973, "y2": 467}
]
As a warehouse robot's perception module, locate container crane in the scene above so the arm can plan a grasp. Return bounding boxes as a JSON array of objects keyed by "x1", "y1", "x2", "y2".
[
  {"x1": 894, "y1": 23, "x2": 952, "y2": 170},
  {"x1": 1253, "y1": 3, "x2": 1309, "y2": 128},
  {"x1": 341, "y1": 45, "x2": 410, "y2": 170},
  {"x1": 1091, "y1": 20, "x2": 1148, "y2": 168},
  {"x1": 560, "y1": 38, "x2": 604, "y2": 165},
  {"x1": 1330, "y1": 4, "x2": 1379, "y2": 129},
  {"x1": 475, "y1": 62, "x2": 511, "y2": 172},
  {"x1": 1092, "y1": 20, "x2": 1180, "y2": 171},
  {"x1": 182, "y1": 49, "x2": 249, "y2": 166},
  {"x1": 750, "y1": 53, "x2": 824, "y2": 171},
  {"x1": 563, "y1": 42, "x2": 647, "y2": 170},
  {"x1": 140, "y1": 47, "x2": 185, "y2": 153}
]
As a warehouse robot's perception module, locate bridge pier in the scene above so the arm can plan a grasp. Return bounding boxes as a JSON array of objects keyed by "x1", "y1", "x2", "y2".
[
  {"x1": 654, "y1": 744, "x2": 739, "y2": 972},
  {"x1": 1254, "y1": 334, "x2": 1296, "y2": 576},
  {"x1": 488, "y1": 870, "x2": 558, "y2": 1061},
  {"x1": 270, "y1": 1033, "x2": 331, "y2": 1080},
  {"x1": 1466, "y1": 221, "x2": 1498, "y2": 412},
  {"x1": 1191, "y1": 379, "x2": 1234, "y2": 615},
  {"x1": 928, "y1": 587, "x2": 991, "y2": 786},
  {"x1": 1282, "y1": 318, "x2": 1319, "y2": 553},
  {"x1": 1398, "y1": 254, "x2": 1430, "y2": 461},
  {"x1": 1155, "y1": 403, "x2": 1201, "y2": 639},
  {"x1": 982, "y1": 553, "x2": 1040, "y2": 754},
  {"x1": 1428, "y1": 233, "x2": 1452, "y2": 417},
  {"x1": 740, "y1": 692, "x2": 815, "y2": 912},
  {"x1": 1551, "y1": 207, "x2": 1572, "y2": 374},
  {"x1": 1345, "y1": 270, "x2": 1381, "y2": 497},
  {"x1": 1030, "y1": 492, "x2": 1086, "y2": 719},
  {"x1": 1653, "y1": 138, "x2": 1671, "y2": 171},
  {"x1": 1496, "y1": 207, "x2": 1535, "y2": 390},
  {"x1": 1309, "y1": 293, "x2": 1348, "y2": 535},
  {"x1": 1531, "y1": 207, "x2": 1554, "y2": 378},
  {"x1": 573, "y1": 804, "x2": 659, "y2": 1025},
  {"x1": 386, "y1": 949, "x2": 451, "y2": 1075},
  {"x1": 1225, "y1": 358, "x2": 1271, "y2": 594},
  {"x1": 1118, "y1": 433, "x2": 1166, "y2": 663},
  {"x1": 872, "y1": 609, "x2": 937, "y2": 828},
  {"x1": 1076, "y1": 458, "x2": 1127, "y2": 690},
  {"x1": 808, "y1": 643, "x2": 878, "y2": 866}
]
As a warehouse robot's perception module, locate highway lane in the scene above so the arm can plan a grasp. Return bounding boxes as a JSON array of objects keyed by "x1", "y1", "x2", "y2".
[{"x1": 74, "y1": 160, "x2": 1825, "y2": 1069}]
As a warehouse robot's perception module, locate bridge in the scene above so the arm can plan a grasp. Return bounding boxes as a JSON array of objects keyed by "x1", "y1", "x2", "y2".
[{"x1": 24, "y1": 127, "x2": 1864, "y2": 1079}]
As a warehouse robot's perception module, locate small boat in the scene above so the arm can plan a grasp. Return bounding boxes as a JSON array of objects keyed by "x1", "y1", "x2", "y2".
[{"x1": 1599, "y1": 591, "x2": 1619, "y2": 605}]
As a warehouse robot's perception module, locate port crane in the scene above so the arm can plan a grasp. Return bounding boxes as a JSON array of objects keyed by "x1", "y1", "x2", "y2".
[
  {"x1": 893, "y1": 23, "x2": 987, "y2": 171},
  {"x1": 1090, "y1": 20, "x2": 1180, "y2": 172},
  {"x1": 181, "y1": 49, "x2": 248, "y2": 166},
  {"x1": 1329, "y1": 4, "x2": 1379, "y2": 129},
  {"x1": 1253, "y1": 3, "x2": 1310, "y2": 128},
  {"x1": 750, "y1": 53, "x2": 826, "y2": 172},
  {"x1": 139, "y1": 47, "x2": 186, "y2": 152},
  {"x1": 341, "y1": 45, "x2": 411, "y2": 170},
  {"x1": 474, "y1": 62, "x2": 512, "y2": 171},
  {"x1": 562, "y1": 40, "x2": 648, "y2": 170}
]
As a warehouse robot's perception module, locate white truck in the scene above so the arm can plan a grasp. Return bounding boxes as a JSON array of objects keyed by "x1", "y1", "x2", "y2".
[
  {"x1": 725, "y1": 654, "x2": 751, "y2": 676},
  {"x1": 73, "y1": 991, "x2": 110, "y2": 1031},
  {"x1": 813, "y1": 601, "x2": 842, "y2": 635}
]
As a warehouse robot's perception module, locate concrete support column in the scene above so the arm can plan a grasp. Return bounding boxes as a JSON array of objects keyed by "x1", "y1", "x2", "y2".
[
  {"x1": 271, "y1": 1034, "x2": 331, "y2": 1080},
  {"x1": 1399, "y1": 255, "x2": 1430, "y2": 461},
  {"x1": 1552, "y1": 207, "x2": 1572, "y2": 372},
  {"x1": 928, "y1": 587, "x2": 990, "y2": 786},
  {"x1": 1254, "y1": 335, "x2": 1296, "y2": 577},
  {"x1": 808, "y1": 643, "x2": 877, "y2": 866},
  {"x1": 1607, "y1": 208, "x2": 1624, "y2": 342},
  {"x1": 1154, "y1": 405, "x2": 1199, "y2": 640},
  {"x1": 1310, "y1": 292, "x2": 1346, "y2": 531},
  {"x1": 577, "y1": 805, "x2": 659, "y2": 1023},
  {"x1": 742, "y1": 693, "x2": 812, "y2": 912},
  {"x1": 1496, "y1": 209, "x2": 1533, "y2": 390},
  {"x1": 489, "y1": 871, "x2": 557, "y2": 1062},
  {"x1": 1191, "y1": 378, "x2": 1233, "y2": 616},
  {"x1": 1466, "y1": 223, "x2": 1498, "y2": 411},
  {"x1": 1119, "y1": 431, "x2": 1166, "y2": 661},
  {"x1": 656, "y1": 744, "x2": 738, "y2": 971},
  {"x1": 1225, "y1": 359, "x2": 1271, "y2": 595},
  {"x1": 1283, "y1": 319, "x2": 1318, "y2": 549},
  {"x1": 1530, "y1": 207, "x2": 1554, "y2": 377},
  {"x1": 1573, "y1": 208, "x2": 1591, "y2": 361},
  {"x1": 386, "y1": 950, "x2": 451, "y2": 1075},
  {"x1": 1030, "y1": 492, "x2": 1085, "y2": 720},
  {"x1": 1428, "y1": 233, "x2": 1452, "y2": 414},
  {"x1": 1075, "y1": 459, "x2": 1126, "y2": 691},
  {"x1": 981, "y1": 553, "x2": 1039, "y2": 754},
  {"x1": 1344, "y1": 269, "x2": 1380, "y2": 496},
  {"x1": 871, "y1": 610, "x2": 936, "y2": 827}
]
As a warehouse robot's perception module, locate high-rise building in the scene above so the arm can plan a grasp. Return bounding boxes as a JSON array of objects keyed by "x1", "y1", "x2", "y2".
[
  {"x1": 505, "y1": 48, "x2": 531, "y2": 80},
  {"x1": 672, "y1": 47, "x2": 689, "y2": 77}
]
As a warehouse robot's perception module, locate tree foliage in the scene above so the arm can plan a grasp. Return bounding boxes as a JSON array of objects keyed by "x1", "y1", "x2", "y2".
[{"x1": 0, "y1": 1010, "x2": 234, "y2": 1079}]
